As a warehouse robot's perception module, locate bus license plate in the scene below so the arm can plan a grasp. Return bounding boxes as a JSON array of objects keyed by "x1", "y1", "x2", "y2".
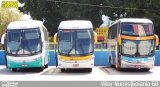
[
  {"x1": 73, "y1": 64, "x2": 79, "y2": 67},
  {"x1": 22, "y1": 64, "x2": 27, "y2": 67},
  {"x1": 135, "y1": 65, "x2": 141, "y2": 69}
]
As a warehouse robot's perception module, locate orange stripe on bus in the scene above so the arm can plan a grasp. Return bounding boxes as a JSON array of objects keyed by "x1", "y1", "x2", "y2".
[{"x1": 120, "y1": 35, "x2": 155, "y2": 40}]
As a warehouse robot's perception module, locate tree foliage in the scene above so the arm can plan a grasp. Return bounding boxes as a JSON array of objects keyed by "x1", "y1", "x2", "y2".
[
  {"x1": 22, "y1": 0, "x2": 160, "y2": 37},
  {"x1": 0, "y1": 8, "x2": 23, "y2": 36}
]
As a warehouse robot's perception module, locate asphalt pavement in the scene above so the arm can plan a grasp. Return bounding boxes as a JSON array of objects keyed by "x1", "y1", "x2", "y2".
[{"x1": 0, "y1": 66, "x2": 160, "y2": 81}]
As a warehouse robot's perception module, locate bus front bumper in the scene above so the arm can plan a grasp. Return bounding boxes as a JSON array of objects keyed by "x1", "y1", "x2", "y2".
[
  {"x1": 120, "y1": 56, "x2": 155, "y2": 69},
  {"x1": 57, "y1": 60, "x2": 94, "y2": 69},
  {"x1": 7, "y1": 57, "x2": 43, "y2": 69}
]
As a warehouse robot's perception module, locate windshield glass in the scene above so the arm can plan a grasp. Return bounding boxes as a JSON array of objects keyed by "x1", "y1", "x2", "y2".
[
  {"x1": 7, "y1": 29, "x2": 41, "y2": 56},
  {"x1": 7, "y1": 30, "x2": 21, "y2": 55},
  {"x1": 58, "y1": 29, "x2": 93, "y2": 55},
  {"x1": 121, "y1": 23, "x2": 154, "y2": 36}
]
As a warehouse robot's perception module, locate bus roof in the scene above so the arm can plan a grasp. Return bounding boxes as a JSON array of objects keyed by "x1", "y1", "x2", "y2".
[
  {"x1": 58, "y1": 20, "x2": 93, "y2": 29},
  {"x1": 112, "y1": 18, "x2": 153, "y2": 25},
  {"x1": 7, "y1": 20, "x2": 43, "y2": 30}
]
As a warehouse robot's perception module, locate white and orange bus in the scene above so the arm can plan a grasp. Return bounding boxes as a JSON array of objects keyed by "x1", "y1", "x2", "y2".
[{"x1": 108, "y1": 18, "x2": 159, "y2": 71}]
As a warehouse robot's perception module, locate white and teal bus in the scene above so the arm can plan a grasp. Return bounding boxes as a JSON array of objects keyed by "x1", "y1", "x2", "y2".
[
  {"x1": 54, "y1": 20, "x2": 97, "y2": 72},
  {"x1": 2, "y1": 20, "x2": 49, "y2": 71},
  {"x1": 108, "y1": 18, "x2": 159, "y2": 71}
]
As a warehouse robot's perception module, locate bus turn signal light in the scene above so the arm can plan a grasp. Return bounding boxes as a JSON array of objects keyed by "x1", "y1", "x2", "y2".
[{"x1": 155, "y1": 34, "x2": 159, "y2": 47}]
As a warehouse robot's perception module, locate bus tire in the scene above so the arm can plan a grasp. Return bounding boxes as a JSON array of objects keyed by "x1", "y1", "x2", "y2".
[
  {"x1": 45, "y1": 64, "x2": 48, "y2": 68},
  {"x1": 142, "y1": 68, "x2": 150, "y2": 72},
  {"x1": 61, "y1": 69, "x2": 66, "y2": 72},
  {"x1": 109, "y1": 56, "x2": 115, "y2": 68},
  {"x1": 116, "y1": 54, "x2": 121, "y2": 71},
  {"x1": 86, "y1": 68, "x2": 92, "y2": 72},
  {"x1": 12, "y1": 68, "x2": 17, "y2": 72},
  {"x1": 115, "y1": 59, "x2": 121, "y2": 71},
  {"x1": 39, "y1": 67, "x2": 44, "y2": 71},
  {"x1": 116, "y1": 67, "x2": 122, "y2": 71}
]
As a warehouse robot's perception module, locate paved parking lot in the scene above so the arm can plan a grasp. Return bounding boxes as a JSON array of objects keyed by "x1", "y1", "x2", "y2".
[{"x1": 0, "y1": 65, "x2": 160, "y2": 81}]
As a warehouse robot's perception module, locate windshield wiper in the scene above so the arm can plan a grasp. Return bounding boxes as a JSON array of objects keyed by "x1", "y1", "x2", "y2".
[
  {"x1": 67, "y1": 31, "x2": 76, "y2": 55},
  {"x1": 67, "y1": 43, "x2": 75, "y2": 55},
  {"x1": 79, "y1": 43, "x2": 84, "y2": 54},
  {"x1": 15, "y1": 43, "x2": 22, "y2": 56}
]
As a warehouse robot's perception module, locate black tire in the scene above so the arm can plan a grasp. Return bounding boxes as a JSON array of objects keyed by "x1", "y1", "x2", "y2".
[
  {"x1": 116, "y1": 67, "x2": 122, "y2": 71},
  {"x1": 12, "y1": 68, "x2": 17, "y2": 72},
  {"x1": 109, "y1": 56, "x2": 115, "y2": 68},
  {"x1": 39, "y1": 67, "x2": 44, "y2": 71},
  {"x1": 142, "y1": 68, "x2": 150, "y2": 72},
  {"x1": 115, "y1": 59, "x2": 121, "y2": 71},
  {"x1": 61, "y1": 69, "x2": 66, "y2": 72},
  {"x1": 115, "y1": 54, "x2": 122, "y2": 71},
  {"x1": 86, "y1": 68, "x2": 92, "y2": 72},
  {"x1": 45, "y1": 64, "x2": 48, "y2": 68}
]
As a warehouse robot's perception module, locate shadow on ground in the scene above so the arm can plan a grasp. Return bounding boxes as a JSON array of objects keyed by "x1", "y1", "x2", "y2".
[
  {"x1": 41, "y1": 68, "x2": 91, "y2": 76},
  {"x1": 99, "y1": 67, "x2": 153, "y2": 75},
  {"x1": 0, "y1": 67, "x2": 43, "y2": 75}
]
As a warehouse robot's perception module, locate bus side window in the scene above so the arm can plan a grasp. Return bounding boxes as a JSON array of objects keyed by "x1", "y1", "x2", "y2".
[{"x1": 110, "y1": 24, "x2": 118, "y2": 39}]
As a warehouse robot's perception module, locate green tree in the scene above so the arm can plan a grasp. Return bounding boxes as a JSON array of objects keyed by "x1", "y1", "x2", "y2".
[
  {"x1": 23, "y1": 0, "x2": 160, "y2": 38},
  {"x1": 0, "y1": 8, "x2": 22, "y2": 36}
]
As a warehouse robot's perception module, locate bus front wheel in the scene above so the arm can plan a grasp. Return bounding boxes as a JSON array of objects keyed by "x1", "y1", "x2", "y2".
[
  {"x1": 85, "y1": 68, "x2": 92, "y2": 72},
  {"x1": 61, "y1": 68, "x2": 66, "y2": 72},
  {"x1": 109, "y1": 56, "x2": 115, "y2": 68},
  {"x1": 12, "y1": 68, "x2": 17, "y2": 72},
  {"x1": 39, "y1": 67, "x2": 44, "y2": 71},
  {"x1": 115, "y1": 58, "x2": 121, "y2": 71},
  {"x1": 142, "y1": 68, "x2": 150, "y2": 72}
]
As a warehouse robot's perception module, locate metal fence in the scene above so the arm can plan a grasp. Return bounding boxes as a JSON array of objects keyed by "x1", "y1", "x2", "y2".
[{"x1": 94, "y1": 42, "x2": 108, "y2": 50}]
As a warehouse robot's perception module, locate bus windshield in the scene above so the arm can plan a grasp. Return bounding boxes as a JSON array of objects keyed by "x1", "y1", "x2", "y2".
[
  {"x1": 121, "y1": 23, "x2": 154, "y2": 36},
  {"x1": 58, "y1": 29, "x2": 93, "y2": 55},
  {"x1": 7, "y1": 29, "x2": 42, "y2": 56}
]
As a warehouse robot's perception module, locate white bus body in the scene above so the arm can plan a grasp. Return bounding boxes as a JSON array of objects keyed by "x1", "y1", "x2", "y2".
[
  {"x1": 54, "y1": 20, "x2": 97, "y2": 72},
  {"x1": 2, "y1": 20, "x2": 49, "y2": 71}
]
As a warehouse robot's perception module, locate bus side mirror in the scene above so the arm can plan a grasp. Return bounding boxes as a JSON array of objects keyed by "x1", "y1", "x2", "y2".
[
  {"x1": 94, "y1": 32, "x2": 97, "y2": 44},
  {"x1": 53, "y1": 33, "x2": 58, "y2": 44},
  {"x1": 118, "y1": 34, "x2": 121, "y2": 45},
  {"x1": 155, "y1": 34, "x2": 159, "y2": 47}
]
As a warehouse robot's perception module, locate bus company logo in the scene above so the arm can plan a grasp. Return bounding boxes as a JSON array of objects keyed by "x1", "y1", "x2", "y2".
[{"x1": 1, "y1": 81, "x2": 18, "y2": 87}]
